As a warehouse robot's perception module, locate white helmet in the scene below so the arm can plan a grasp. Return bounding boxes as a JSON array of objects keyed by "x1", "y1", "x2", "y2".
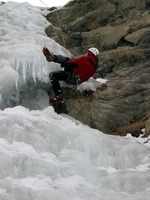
[{"x1": 88, "y1": 47, "x2": 99, "y2": 56}]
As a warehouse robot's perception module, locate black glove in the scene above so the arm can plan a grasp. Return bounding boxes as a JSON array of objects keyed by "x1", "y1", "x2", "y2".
[{"x1": 61, "y1": 62, "x2": 78, "y2": 71}]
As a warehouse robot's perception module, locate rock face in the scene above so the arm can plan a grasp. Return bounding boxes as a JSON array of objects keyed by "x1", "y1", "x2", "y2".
[{"x1": 45, "y1": 0, "x2": 150, "y2": 136}]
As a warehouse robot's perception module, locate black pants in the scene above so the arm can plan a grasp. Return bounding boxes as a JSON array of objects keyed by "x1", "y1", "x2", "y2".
[{"x1": 49, "y1": 71, "x2": 79, "y2": 96}]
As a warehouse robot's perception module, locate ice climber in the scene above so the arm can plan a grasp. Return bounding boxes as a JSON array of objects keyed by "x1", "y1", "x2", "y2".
[{"x1": 42, "y1": 47, "x2": 99, "y2": 105}]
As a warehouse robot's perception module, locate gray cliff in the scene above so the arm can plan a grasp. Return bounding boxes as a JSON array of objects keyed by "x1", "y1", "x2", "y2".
[{"x1": 45, "y1": 0, "x2": 150, "y2": 136}]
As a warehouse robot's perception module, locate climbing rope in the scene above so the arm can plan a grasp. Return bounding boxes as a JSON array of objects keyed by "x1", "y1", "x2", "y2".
[
  {"x1": 55, "y1": 9, "x2": 67, "y2": 49},
  {"x1": 38, "y1": 0, "x2": 48, "y2": 8},
  {"x1": 38, "y1": 0, "x2": 67, "y2": 49}
]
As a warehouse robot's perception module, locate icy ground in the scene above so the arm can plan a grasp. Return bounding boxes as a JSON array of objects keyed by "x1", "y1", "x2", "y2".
[{"x1": 0, "y1": 2, "x2": 150, "y2": 200}]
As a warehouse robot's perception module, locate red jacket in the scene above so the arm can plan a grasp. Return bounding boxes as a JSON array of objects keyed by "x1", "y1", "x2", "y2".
[{"x1": 67, "y1": 51, "x2": 98, "y2": 84}]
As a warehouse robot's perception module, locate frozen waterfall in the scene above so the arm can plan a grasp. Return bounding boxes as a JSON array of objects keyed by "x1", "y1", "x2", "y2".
[{"x1": 0, "y1": 2, "x2": 149, "y2": 200}]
